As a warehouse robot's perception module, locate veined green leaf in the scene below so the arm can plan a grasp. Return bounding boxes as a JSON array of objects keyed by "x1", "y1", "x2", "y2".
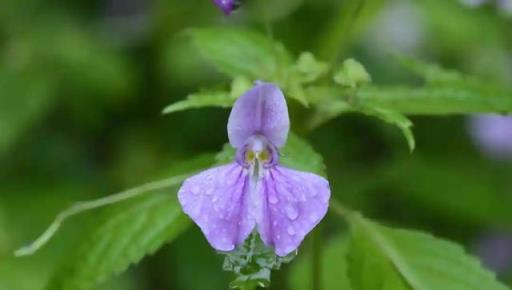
[
  {"x1": 44, "y1": 155, "x2": 216, "y2": 290},
  {"x1": 214, "y1": 133, "x2": 326, "y2": 176},
  {"x1": 348, "y1": 215, "x2": 509, "y2": 290},
  {"x1": 162, "y1": 91, "x2": 233, "y2": 114},
  {"x1": 47, "y1": 190, "x2": 189, "y2": 290},
  {"x1": 188, "y1": 27, "x2": 292, "y2": 80},
  {"x1": 288, "y1": 235, "x2": 352, "y2": 290}
]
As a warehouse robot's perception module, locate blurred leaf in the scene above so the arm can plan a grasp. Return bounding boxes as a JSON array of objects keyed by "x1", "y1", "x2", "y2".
[
  {"x1": 333, "y1": 58, "x2": 371, "y2": 89},
  {"x1": 358, "y1": 85, "x2": 512, "y2": 114},
  {"x1": 348, "y1": 215, "x2": 509, "y2": 290},
  {"x1": 386, "y1": 157, "x2": 512, "y2": 227},
  {"x1": 0, "y1": 71, "x2": 56, "y2": 156},
  {"x1": 187, "y1": 27, "x2": 309, "y2": 106},
  {"x1": 288, "y1": 235, "x2": 352, "y2": 290},
  {"x1": 188, "y1": 27, "x2": 292, "y2": 80},
  {"x1": 215, "y1": 133, "x2": 326, "y2": 176},
  {"x1": 162, "y1": 91, "x2": 233, "y2": 114},
  {"x1": 293, "y1": 52, "x2": 329, "y2": 83}
]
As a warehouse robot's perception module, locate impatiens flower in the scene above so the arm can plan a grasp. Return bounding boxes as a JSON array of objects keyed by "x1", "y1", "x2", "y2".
[
  {"x1": 213, "y1": 0, "x2": 239, "y2": 15},
  {"x1": 468, "y1": 115, "x2": 512, "y2": 160},
  {"x1": 178, "y1": 82, "x2": 331, "y2": 256}
]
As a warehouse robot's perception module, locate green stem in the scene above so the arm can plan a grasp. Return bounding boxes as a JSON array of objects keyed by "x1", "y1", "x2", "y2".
[
  {"x1": 14, "y1": 174, "x2": 188, "y2": 257},
  {"x1": 330, "y1": 199, "x2": 355, "y2": 220}
]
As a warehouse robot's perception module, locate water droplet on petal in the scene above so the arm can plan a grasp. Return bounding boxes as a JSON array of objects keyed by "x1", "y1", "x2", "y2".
[
  {"x1": 212, "y1": 196, "x2": 219, "y2": 202},
  {"x1": 269, "y1": 195, "x2": 279, "y2": 204},
  {"x1": 287, "y1": 226, "x2": 296, "y2": 236},
  {"x1": 285, "y1": 205, "x2": 299, "y2": 220},
  {"x1": 191, "y1": 186, "x2": 201, "y2": 195}
]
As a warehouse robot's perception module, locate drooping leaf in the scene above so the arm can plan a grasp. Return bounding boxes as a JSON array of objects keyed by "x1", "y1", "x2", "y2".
[
  {"x1": 47, "y1": 189, "x2": 190, "y2": 290},
  {"x1": 188, "y1": 27, "x2": 292, "y2": 80},
  {"x1": 45, "y1": 155, "x2": 216, "y2": 290},
  {"x1": 356, "y1": 106, "x2": 415, "y2": 151},
  {"x1": 307, "y1": 87, "x2": 415, "y2": 150},
  {"x1": 347, "y1": 214, "x2": 509, "y2": 290},
  {"x1": 288, "y1": 235, "x2": 352, "y2": 290},
  {"x1": 214, "y1": 133, "x2": 326, "y2": 176}
]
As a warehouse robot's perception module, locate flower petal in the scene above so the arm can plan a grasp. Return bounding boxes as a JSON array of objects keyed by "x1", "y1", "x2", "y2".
[
  {"x1": 258, "y1": 166, "x2": 330, "y2": 256},
  {"x1": 228, "y1": 82, "x2": 290, "y2": 149},
  {"x1": 178, "y1": 164, "x2": 254, "y2": 251}
]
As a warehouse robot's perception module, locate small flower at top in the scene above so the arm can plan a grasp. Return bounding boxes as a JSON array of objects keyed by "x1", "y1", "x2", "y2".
[
  {"x1": 468, "y1": 115, "x2": 512, "y2": 160},
  {"x1": 213, "y1": 0, "x2": 240, "y2": 15},
  {"x1": 178, "y1": 82, "x2": 331, "y2": 256}
]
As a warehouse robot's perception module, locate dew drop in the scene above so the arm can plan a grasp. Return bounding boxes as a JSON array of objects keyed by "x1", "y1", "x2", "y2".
[
  {"x1": 191, "y1": 186, "x2": 201, "y2": 195},
  {"x1": 269, "y1": 195, "x2": 279, "y2": 204},
  {"x1": 309, "y1": 212, "x2": 319, "y2": 223},
  {"x1": 285, "y1": 205, "x2": 299, "y2": 220},
  {"x1": 287, "y1": 226, "x2": 296, "y2": 236},
  {"x1": 212, "y1": 196, "x2": 219, "y2": 202}
]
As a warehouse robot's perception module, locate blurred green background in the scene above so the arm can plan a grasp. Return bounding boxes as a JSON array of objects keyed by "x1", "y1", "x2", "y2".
[{"x1": 1, "y1": 0, "x2": 511, "y2": 289}]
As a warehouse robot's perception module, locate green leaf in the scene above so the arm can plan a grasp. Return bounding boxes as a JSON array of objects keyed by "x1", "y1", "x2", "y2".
[
  {"x1": 45, "y1": 155, "x2": 216, "y2": 290},
  {"x1": 293, "y1": 52, "x2": 329, "y2": 83},
  {"x1": 47, "y1": 190, "x2": 190, "y2": 290},
  {"x1": 356, "y1": 106, "x2": 415, "y2": 151},
  {"x1": 307, "y1": 87, "x2": 415, "y2": 150},
  {"x1": 358, "y1": 85, "x2": 512, "y2": 114},
  {"x1": 162, "y1": 90, "x2": 233, "y2": 114},
  {"x1": 333, "y1": 58, "x2": 371, "y2": 89},
  {"x1": 223, "y1": 233, "x2": 295, "y2": 289},
  {"x1": 347, "y1": 214, "x2": 509, "y2": 290},
  {"x1": 215, "y1": 133, "x2": 326, "y2": 176},
  {"x1": 288, "y1": 235, "x2": 352, "y2": 290},
  {"x1": 188, "y1": 27, "x2": 292, "y2": 80}
]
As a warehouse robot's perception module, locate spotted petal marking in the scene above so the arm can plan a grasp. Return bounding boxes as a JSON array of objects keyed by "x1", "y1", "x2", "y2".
[
  {"x1": 258, "y1": 166, "x2": 331, "y2": 256},
  {"x1": 178, "y1": 164, "x2": 254, "y2": 252}
]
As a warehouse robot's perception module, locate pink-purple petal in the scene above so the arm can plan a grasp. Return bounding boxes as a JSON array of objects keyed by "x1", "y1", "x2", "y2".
[
  {"x1": 258, "y1": 166, "x2": 331, "y2": 256},
  {"x1": 227, "y1": 82, "x2": 290, "y2": 149},
  {"x1": 178, "y1": 164, "x2": 254, "y2": 251}
]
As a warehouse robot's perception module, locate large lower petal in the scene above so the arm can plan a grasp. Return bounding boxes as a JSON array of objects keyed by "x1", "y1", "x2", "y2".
[
  {"x1": 258, "y1": 166, "x2": 330, "y2": 256},
  {"x1": 227, "y1": 82, "x2": 290, "y2": 149},
  {"x1": 178, "y1": 163, "x2": 254, "y2": 252}
]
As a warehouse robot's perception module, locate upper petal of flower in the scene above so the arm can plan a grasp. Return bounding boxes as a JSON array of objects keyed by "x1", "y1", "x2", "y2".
[
  {"x1": 178, "y1": 163, "x2": 255, "y2": 251},
  {"x1": 258, "y1": 166, "x2": 331, "y2": 256},
  {"x1": 228, "y1": 82, "x2": 290, "y2": 149}
]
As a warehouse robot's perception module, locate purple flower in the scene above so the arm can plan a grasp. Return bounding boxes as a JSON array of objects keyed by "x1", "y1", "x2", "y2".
[
  {"x1": 476, "y1": 233, "x2": 512, "y2": 275},
  {"x1": 468, "y1": 115, "x2": 512, "y2": 160},
  {"x1": 178, "y1": 82, "x2": 331, "y2": 256},
  {"x1": 213, "y1": 0, "x2": 239, "y2": 15}
]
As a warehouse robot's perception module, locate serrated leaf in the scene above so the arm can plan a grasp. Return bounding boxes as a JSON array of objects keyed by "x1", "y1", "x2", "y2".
[
  {"x1": 47, "y1": 190, "x2": 189, "y2": 290},
  {"x1": 348, "y1": 215, "x2": 509, "y2": 290},
  {"x1": 288, "y1": 235, "x2": 352, "y2": 290},
  {"x1": 214, "y1": 133, "x2": 326, "y2": 176},
  {"x1": 162, "y1": 91, "x2": 233, "y2": 114},
  {"x1": 46, "y1": 155, "x2": 216, "y2": 290},
  {"x1": 188, "y1": 27, "x2": 292, "y2": 80}
]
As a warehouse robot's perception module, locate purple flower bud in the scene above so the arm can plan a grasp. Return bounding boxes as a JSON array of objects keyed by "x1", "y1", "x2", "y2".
[
  {"x1": 213, "y1": 0, "x2": 238, "y2": 15},
  {"x1": 178, "y1": 82, "x2": 331, "y2": 256},
  {"x1": 468, "y1": 115, "x2": 512, "y2": 160}
]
